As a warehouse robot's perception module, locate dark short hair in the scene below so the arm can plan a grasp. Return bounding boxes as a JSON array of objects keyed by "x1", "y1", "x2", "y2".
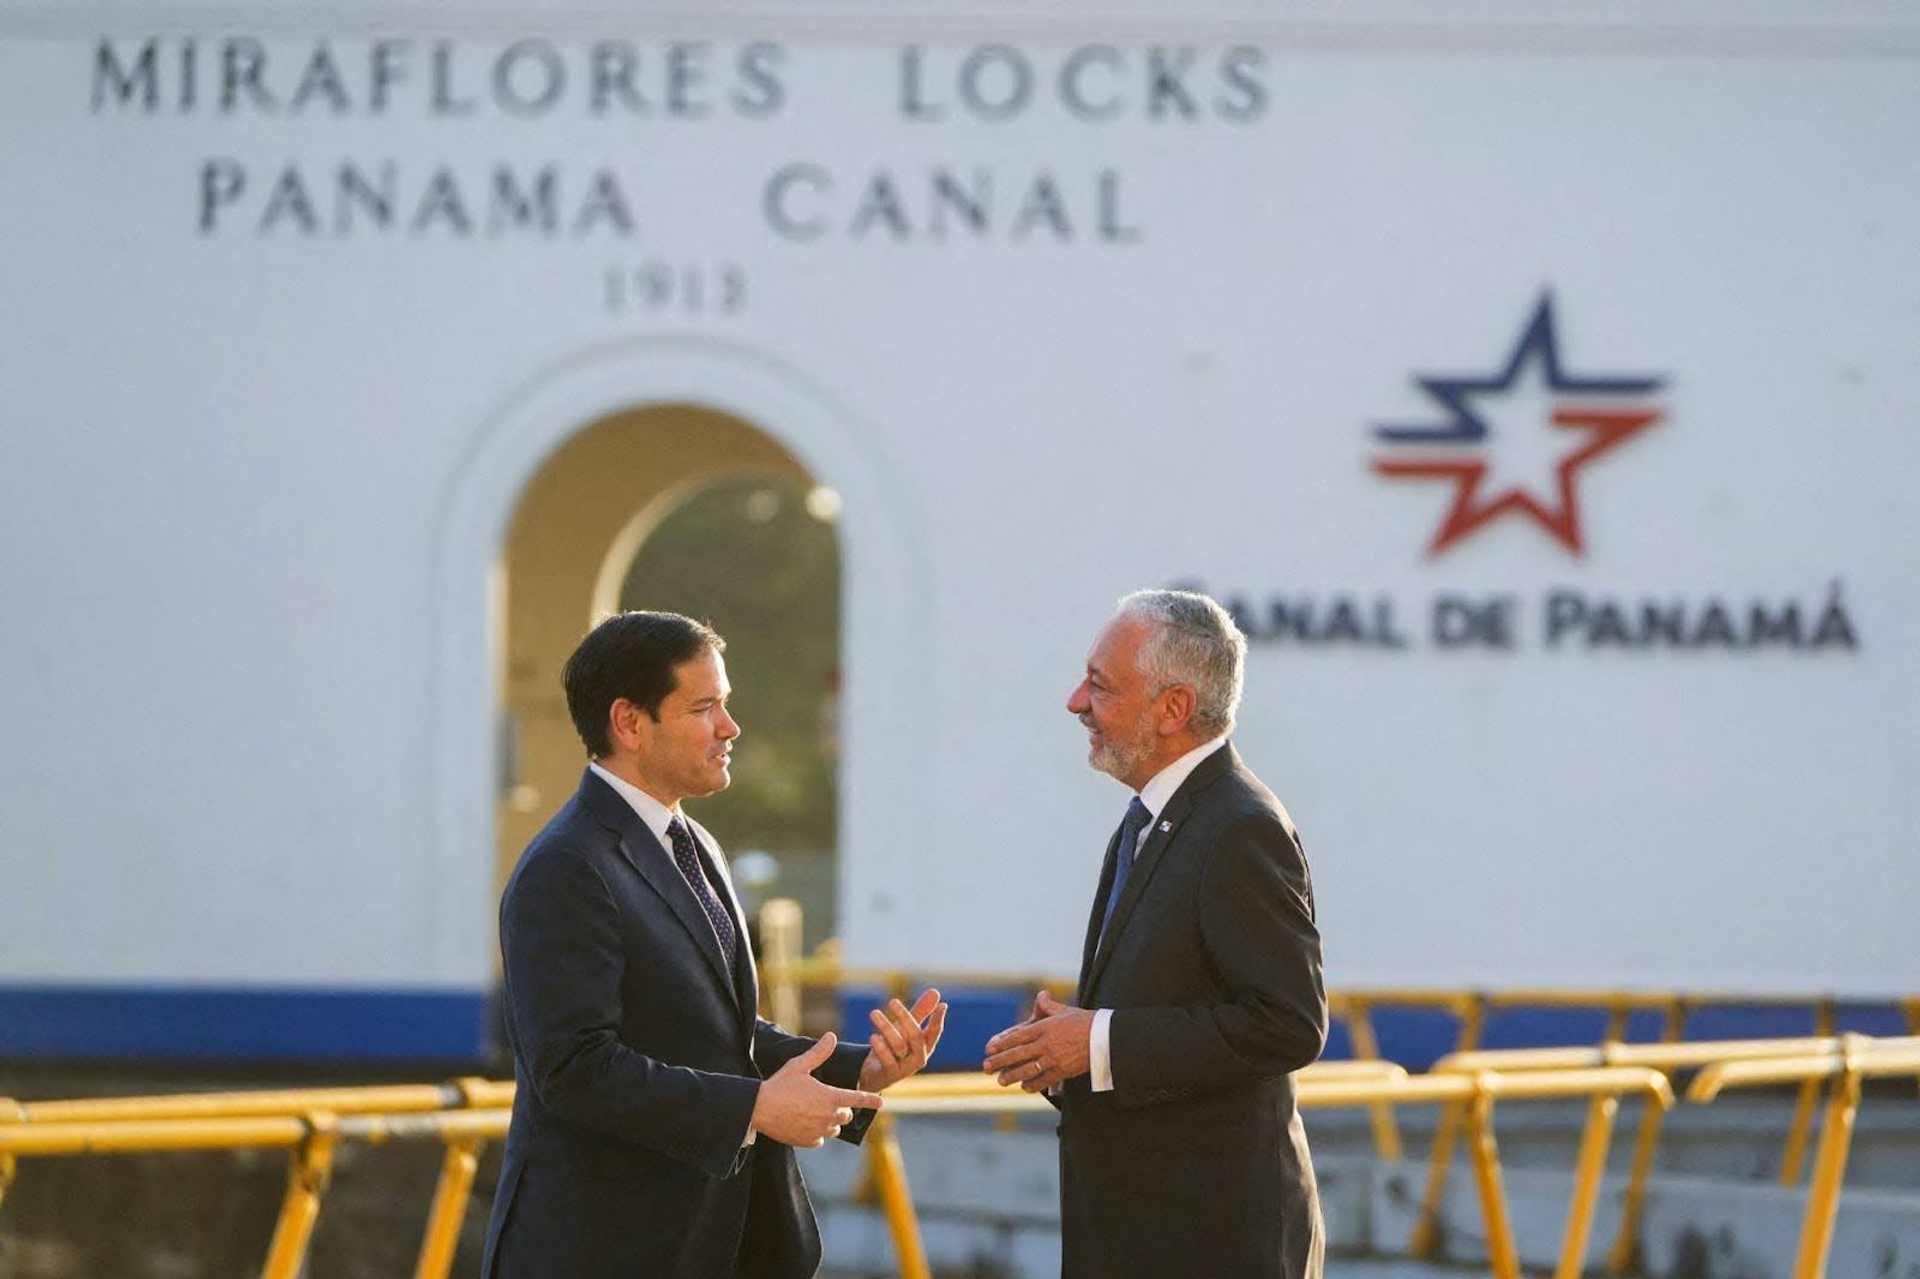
[{"x1": 563, "y1": 611, "x2": 726, "y2": 757}]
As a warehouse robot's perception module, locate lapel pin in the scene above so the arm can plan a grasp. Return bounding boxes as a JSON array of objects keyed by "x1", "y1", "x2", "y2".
[{"x1": 1159, "y1": 820, "x2": 1172, "y2": 833}]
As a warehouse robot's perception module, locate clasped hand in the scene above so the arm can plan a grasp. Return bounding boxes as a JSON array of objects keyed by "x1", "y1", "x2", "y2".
[{"x1": 982, "y1": 990, "x2": 1093, "y2": 1092}]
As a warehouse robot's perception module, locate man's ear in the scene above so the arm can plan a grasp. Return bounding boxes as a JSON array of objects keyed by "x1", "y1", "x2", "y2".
[
  {"x1": 1157, "y1": 685, "x2": 1196, "y2": 737},
  {"x1": 607, "y1": 697, "x2": 645, "y2": 752}
]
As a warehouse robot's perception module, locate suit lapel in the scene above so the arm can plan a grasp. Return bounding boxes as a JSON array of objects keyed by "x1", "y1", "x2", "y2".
[
  {"x1": 1083, "y1": 744, "x2": 1237, "y2": 999},
  {"x1": 578, "y1": 771, "x2": 739, "y2": 1008}
]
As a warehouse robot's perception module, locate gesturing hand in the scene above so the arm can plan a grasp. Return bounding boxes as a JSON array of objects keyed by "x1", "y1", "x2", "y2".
[
  {"x1": 751, "y1": 1033, "x2": 885, "y2": 1148},
  {"x1": 982, "y1": 990, "x2": 1094, "y2": 1092},
  {"x1": 858, "y1": 988, "x2": 949, "y2": 1093}
]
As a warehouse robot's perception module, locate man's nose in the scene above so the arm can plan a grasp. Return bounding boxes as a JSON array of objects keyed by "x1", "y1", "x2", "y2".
[
  {"x1": 718, "y1": 708, "x2": 741, "y2": 739},
  {"x1": 1066, "y1": 681, "x2": 1090, "y2": 714}
]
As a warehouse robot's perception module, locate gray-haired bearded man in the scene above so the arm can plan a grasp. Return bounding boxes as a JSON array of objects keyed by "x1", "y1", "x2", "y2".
[{"x1": 984, "y1": 589, "x2": 1328, "y2": 1278}]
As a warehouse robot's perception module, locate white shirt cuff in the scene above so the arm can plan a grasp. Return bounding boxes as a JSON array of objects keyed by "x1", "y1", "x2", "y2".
[{"x1": 1090, "y1": 1008, "x2": 1115, "y2": 1092}]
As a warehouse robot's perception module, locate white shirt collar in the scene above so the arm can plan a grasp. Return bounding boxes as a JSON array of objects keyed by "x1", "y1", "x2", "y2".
[
  {"x1": 588, "y1": 761, "x2": 680, "y2": 846},
  {"x1": 1136, "y1": 735, "x2": 1229, "y2": 820}
]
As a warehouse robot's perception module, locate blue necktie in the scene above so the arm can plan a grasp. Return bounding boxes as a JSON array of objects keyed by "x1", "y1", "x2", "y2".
[
  {"x1": 1101, "y1": 797, "x2": 1154, "y2": 938},
  {"x1": 667, "y1": 818, "x2": 738, "y2": 985}
]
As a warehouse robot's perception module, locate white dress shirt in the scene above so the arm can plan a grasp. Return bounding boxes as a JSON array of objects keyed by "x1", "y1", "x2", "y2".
[
  {"x1": 1088, "y1": 734, "x2": 1229, "y2": 1092},
  {"x1": 589, "y1": 761, "x2": 680, "y2": 847},
  {"x1": 587, "y1": 762, "x2": 757, "y2": 1146}
]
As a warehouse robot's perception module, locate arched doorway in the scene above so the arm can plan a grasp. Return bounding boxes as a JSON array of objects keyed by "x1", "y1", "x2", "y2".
[
  {"x1": 495, "y1": 406, "x2": 839, "y2": 945},
  {"x1": 613, "y1": 475, "x2": 844, "y2": 943},
  {"x1": 430, "y1": 337, "x2": 929, "y2": 1005}
]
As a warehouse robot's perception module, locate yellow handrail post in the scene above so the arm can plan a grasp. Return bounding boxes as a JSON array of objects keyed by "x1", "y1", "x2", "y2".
[
  {"x1": 1408, "y1": 1098, "x2": 1463, "y2": 1257},
  {"x1": 758, "y1": 898, "x2": 805, "y2": 1027},
  {"x1": 1662, "y1": 997, "x2": 1688, "y2": 1043},
  {"x1": 0, "y1": 1097, "x2": 22, "y2": 1214},
  {"x1": 1555, "y1": 1091, "x2": 1620, "y2": 1279},
  {"x1": 1464, "y1": 1088, "x2": 1521, "y2": 1279},
  {"x1": 1342, "y1": 997, "x2": 1405, "y2": 1163},
  {"x1": 1409, "y1": 994, "x2": 1484, "y2": 1257},
  {"x1": 1791, "y1": 1063, "x2": 1864, "y2": 1279},
  {"x1": 1458, "y1": 994, "x2": 1488, "y2": 1057},
  {"x1": 1604, "y1": 1090, "x2": 1667, "y2": 1274},
  {"x1": 412, "y1": 1136, "x2": 484, "y2": 1279},
  {"x1": 260, "y1": 1113, "x2": 339, "y2": 1279},
  {"x1": 1907, "y1": 998, "x2": 1920, "y2": 1097},
  {"x1": 865, "y1": 1113, "x2": 932, "y2": 1279},
  {"x1": 1780, "y1": 999, "x2": 1837, "y2": 1186},
  {"x1": 1342, "y1": 996, "x2": 1404, "y2": 1163},
  {"x1": 1604, "y1": 996, "x2": 1631, "y2": 1046}
]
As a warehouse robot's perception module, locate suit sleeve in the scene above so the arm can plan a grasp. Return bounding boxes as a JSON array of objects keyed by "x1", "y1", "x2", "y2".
[
  {"x1": 1107, "y1": 812, "x2": 1327, "y2": 1100},
  {"x1": 751, "y1": 1018, "x2": 877, "y2": 1146},
  {"x1": 501, "y1": 846, "x2": 762, "y2": 1176}
]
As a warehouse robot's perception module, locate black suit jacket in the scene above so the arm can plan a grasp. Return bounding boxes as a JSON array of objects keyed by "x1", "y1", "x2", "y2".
[
  {"x1": 482, "y1": 769, "x2": 871, "y2": 1279},
  {"x1": 1057, "y1": 743, "x2": 1327, "y2": 1279}
]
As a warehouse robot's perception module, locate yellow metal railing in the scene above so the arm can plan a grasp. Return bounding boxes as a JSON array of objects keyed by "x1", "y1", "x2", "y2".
[
  {"x1": 1431, "y1": 1033, "x2": 1920, "y2": 1273},
  {"x1": 863, "y1": 1064, "x2": 1672, "y2": 1279},
  {"x1": 1689, "y1": 1037, "x2": 1920, "y2": 1279},
  {"x1": 1328, "y1": 988, "x2": 1485, "y2": 1165},
  {"x1": 759, "y1": 944, "x2": 1907, "y2": 1146},
  {"x1": 0, "y1": 1081, "x2": 513, "y2": 1279},
  {"x1": 3, "y1": 1046, "x2": 1906, "y2": 1278},
  {"x1": 5, "y1": 972, "x2": 1913, "y2": 1279},
  {"x1": 757, "y1": 949, "x2": 1918, "y2": 1269}
]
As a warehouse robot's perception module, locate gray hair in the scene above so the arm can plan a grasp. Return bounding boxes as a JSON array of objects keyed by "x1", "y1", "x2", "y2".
[{"x1": 1116, "y1": 589, "x2": 1247, "y2": 738}]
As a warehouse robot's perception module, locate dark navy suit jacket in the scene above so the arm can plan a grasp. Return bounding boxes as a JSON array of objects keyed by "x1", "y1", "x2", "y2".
[
  {"x1": 482, "y1": 769, "x2": 871, "y2": 1279},
  {"x1": 1057, "y1": 743, "x2": 1328, "y2": 1278}
]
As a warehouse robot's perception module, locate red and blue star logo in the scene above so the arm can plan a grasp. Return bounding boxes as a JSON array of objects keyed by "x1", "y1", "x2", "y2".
[{"x1": 1371, "y1": 293, "x2": 1666, "y2": 557}]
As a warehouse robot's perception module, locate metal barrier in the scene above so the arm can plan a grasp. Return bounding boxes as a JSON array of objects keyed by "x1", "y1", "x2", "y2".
[
  {"x1": 0, "y1": 1081, "x2": 512, "y2": 1279},
  {"x1": 1327, "y1": 988, "x2": 1485, "y2": 1164},
  {"x1": 1431, "y1": 1034, "x2": 1920, "y2": 1274},
  {"x1": 3, "y1": 1003, "x2": 1912, "y2": 1277},
  {"x1": 1689, "y1": 1037, "x2": 1920, "y2": 1279},
  {"x1": 757, "y1": 939, "x2": 1908, "y2": 1161},
  {"x1": 864, "y1": 1064, "x2": 1672, "y2": 1279},
  {"x1": 755, "y1": 944, "x2": 1920, "y2": 1269}
]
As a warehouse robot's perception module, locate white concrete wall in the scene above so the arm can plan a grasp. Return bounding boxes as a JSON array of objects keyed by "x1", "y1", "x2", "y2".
[{"x1": 0, "y1": 4, "x2": 1914, "y2": 1012}]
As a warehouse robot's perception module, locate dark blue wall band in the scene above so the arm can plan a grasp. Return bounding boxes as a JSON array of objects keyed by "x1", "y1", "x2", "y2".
[
  {"x1": 0, "y1": 985, "x2": 493, "y2": 1062},
  {"x1": 7, "y1": 984, "x2": 1902, "y2": 1070},
  {"x1": 839, "y1": 989, "x2": 1911, "y2": 1076}
]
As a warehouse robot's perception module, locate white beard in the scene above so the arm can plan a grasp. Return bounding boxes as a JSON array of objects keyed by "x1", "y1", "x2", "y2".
[{"x1": 1086, "y1": 712, "x2": 1154, "y2": 783}]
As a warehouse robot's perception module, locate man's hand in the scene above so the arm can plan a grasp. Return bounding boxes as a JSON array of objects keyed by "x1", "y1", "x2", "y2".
[
  {"x1": 858, "y1": 987, "x2": 948, "y2": 1092},
  {"x1": 751, "y1": 1033, "x2": 886, "y2": 1148},
  {"x1": 982, "y1": 990, "x2": 1093, "y2": 1092}
]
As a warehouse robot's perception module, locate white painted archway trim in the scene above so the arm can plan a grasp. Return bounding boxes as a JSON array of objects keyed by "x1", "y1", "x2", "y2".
[{"x1": 427, "y1": 335, "x2": 931, "y2": 984}]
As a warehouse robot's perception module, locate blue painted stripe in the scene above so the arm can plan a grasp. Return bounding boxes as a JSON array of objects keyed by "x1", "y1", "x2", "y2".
[
  {"x1": 838, "y1": 988, "x2": 1912, "y2": 1076},
  {"x1": 840, "y1": 986, "x2": 1025, "y2": 1070},
  {"x1": 0, "y1": 985, "x2": 493, "y2": 1062},
  {"x1": 1323, "y1": 1002, "x2": 1912, "y2": 1073}
]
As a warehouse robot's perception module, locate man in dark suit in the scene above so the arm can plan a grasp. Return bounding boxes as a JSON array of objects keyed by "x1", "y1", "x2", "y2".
[
  {"x1": 484, "y1": 611, "x2": 946, "y2": 1279},
  {"x1": 984, "y1": 589, "x2": 1327, "y2": 1278}
]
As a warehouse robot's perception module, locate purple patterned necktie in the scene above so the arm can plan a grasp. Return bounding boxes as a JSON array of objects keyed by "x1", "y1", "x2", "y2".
[{"x1": 666, "y1": 817, "x2": 738, "y2": 983}]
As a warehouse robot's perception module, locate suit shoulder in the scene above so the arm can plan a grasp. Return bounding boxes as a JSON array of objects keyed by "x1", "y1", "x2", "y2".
[
  {"x1": 1206, "y1": 762, "x2": 1299, "y2": 834},
  {"x1": 503, "y1": 797, "x2": 614, "y2": 892},
  {"x1": 1199, "y1": 769, "x2": 1315, "y2": 916}
]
